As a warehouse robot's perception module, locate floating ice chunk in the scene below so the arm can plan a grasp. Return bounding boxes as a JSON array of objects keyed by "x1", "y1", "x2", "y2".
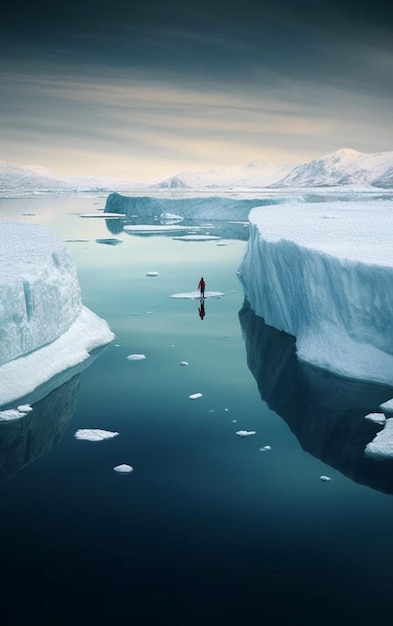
[
  {"x1": 17, "y1": 404, "x2": 33, "y2": 412},
  {"x1": 114, "y1": 344, "x2": 120, "y2": 347},
  {"x1": 236, "y1": 430, "x2": 256, "y2": 438},
  {"x1": 180, "y1": 361, "x2": 189, "y2": 366},
  {"x1": 379, "y1": 398, "x2": 393, "y2": 416},
  {"x1": 0, "y1": 408, "x2": 29, "y2": 422},
  {"x1": 170, "y1": 291, "x2": 225, "y2": 300},
  {"x1": 364, "y1": 412, "x2": 386, "y2": 424},
  {"x1": 189, "y1": 393, "x2": 203, "y2": 399},
  {"x1": 320, "y1": 475, "x2": 332, "y2": 482},
  {"x1": 161, "y1": 212, "x2": 183, "y2": 222},
  {"x1": 113, "y1": 464, "x2": 134, "y2": 473},
  {"x1": 173, "y1": 235, "x2": 221, "y2": 241},
  {"x1": 96, "y1": 238, "x2": 123, "y2": 245},
  {"x1": 365, "y1": 418, "x2": 393, "y2": 459},
  {"x1": 146, "y1": 271, "x2": 159, "y2": 277},
  {"x1": 74, "y1": 429, "x2": 119, "y2": 441},
  {"x1": 127, "y1": 354, "x2": 146, "y2": 360},
  {"x1": 124, "y1": 224, "x2": 186, "y2": 233},
  {"x1": 259, "y1": 445, "x2": 272, "y2": 452},
  {"x1": 80, "y1": 213, "x2": 126, "y2": 218},
  {"x1": 232, "y1": 419, "x2": 237, "y2": 423},
  {"x1": 224, "y1": 408, "x2": 229, "y2": 412}
]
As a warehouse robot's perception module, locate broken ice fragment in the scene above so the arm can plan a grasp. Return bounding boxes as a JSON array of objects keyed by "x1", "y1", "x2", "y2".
[{"x1": 74, "y1": 429, "x2": 119, "y2": 441}]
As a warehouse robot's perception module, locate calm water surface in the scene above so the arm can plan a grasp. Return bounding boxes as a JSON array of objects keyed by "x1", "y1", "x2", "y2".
[{"x1": 1, "y1": 196, "x2": 393, "y2": 625}]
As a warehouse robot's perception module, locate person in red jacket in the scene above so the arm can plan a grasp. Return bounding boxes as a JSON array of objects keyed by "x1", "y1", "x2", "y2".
[{"x1": 198, "y1": 277, "x2": 206, "y2": 298}]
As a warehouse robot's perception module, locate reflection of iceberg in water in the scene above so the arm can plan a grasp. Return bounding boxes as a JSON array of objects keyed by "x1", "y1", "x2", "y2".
[
  {"x1": 0, "y1": 375, "x2": 80, "y2": 481},
  {"x1": 239, "y1": 299, "x2": 393, "y2": 495}
]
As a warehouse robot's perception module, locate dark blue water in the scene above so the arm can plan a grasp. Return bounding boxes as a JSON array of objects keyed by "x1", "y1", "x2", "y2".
[{"x1": 1, "y1": 197, "x2": 393, "y2": 625}]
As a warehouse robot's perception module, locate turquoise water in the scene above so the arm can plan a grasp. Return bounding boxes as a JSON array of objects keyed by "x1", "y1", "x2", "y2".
[{"x1": 1, "y1": 197, "x2": 393, "y2": 625}]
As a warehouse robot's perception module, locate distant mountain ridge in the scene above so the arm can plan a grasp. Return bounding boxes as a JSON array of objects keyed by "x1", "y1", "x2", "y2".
[{"x1": 1, "y1": 148, "x2": 393, "y2": 193}]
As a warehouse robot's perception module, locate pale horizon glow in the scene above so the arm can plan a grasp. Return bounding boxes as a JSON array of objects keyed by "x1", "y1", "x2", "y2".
[{"x1": 1, "y1": 0, "x2": 392, "y2": 180}]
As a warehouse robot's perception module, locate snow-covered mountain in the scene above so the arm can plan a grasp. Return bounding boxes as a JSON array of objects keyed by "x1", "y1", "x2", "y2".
[
  {"x1": 150, "y1": 161, "x2": 294, "y2": 189},
  {"x1": 1, "y1": 148, "x2": 393, "y2": 193},
  {"x1": 0, "y1": 162, "x2": 143, "y2": 194},
  {"x1": 270, "y1": 148, "x2": 393, "y2": 188}
]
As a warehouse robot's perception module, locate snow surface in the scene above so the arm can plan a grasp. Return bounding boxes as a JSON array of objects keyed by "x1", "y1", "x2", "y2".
[
  {"x1": 0, "y1": 222, "x2": 114, "y2": 406},
  {"x1": 238, "y1": 200, "x2": 393, "y2": 386}
]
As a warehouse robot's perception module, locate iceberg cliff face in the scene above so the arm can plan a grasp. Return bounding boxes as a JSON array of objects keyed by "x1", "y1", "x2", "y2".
[
  {"x1": 0, "y1": 222, "x2": 114, "y2": 406},
  {"x1": 237, "y1": 201, "x2": 393, "y2": 385}
]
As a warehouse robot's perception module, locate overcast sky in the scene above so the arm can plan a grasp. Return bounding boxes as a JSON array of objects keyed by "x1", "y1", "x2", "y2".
[{"x1": 1, "y1": 0, "x2": 392, "y2": 180}]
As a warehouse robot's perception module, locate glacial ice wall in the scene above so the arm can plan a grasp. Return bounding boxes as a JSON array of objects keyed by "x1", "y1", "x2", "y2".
[
  {"x1": 0, "y1": 222, "x2": 114, "y2": 406},
  {"x1": 237, "y1": 201, "x2": 393, "y2": 385},
  {"x1": 0, "y1": 222, "x2": 82, "y2": 366}
]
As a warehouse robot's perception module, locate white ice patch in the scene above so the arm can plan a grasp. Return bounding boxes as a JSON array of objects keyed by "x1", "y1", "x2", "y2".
[
  {"x1": 236, "y1": 430, "x2": 256, "y2": 438},
  {"x1": 113, "y1": 464, "x2": 134, "y2": 473},
  {"x1": 320, "y1": 476, "x2": 332, "y2": 482},
  {"x1": 180, "y1": 361, "x2": 189, "y2": 366},
  {"x1": 127, "y1": 354, "x2": 146, "y2": 360},
  {"x1": 364, "y1": 412, "x2": 386, "y2": 424},
  {"x1": 80, "y1": 213, "x2": 126, "y2": 218},
  {"x1": 170, "y1": 291, "x2": 225, "y2": 300},
  {"x1": 379, "y1": 398, "x2": 393, "y2": 415},
  {"x1": 74, "y1": 429, "x2": 119, "y2": 441},
  {"x1": 0, "y1": 407, "x2": 29, "y2": 422},
  {"x1": 124, "y1": 224, "x2": 186, "y2": 233},
  {"x1": 365, "y1": 418, "x2": 393, "y2": 459},
  {"x1": 259, "y1": 445, "x2": 272, "y2": 452},
  {"x1": 146, "y1": 271, "x2": 159, "y2": 277},
  {"x1": 172, "y1": 235, "x2": 221, "y2": 241},
  {"x1": 189, "y1": 393, "x2": 203, "y2": 399},
  {"x1": 17, "y1": 404, "x2": 33, "y2": 412}
]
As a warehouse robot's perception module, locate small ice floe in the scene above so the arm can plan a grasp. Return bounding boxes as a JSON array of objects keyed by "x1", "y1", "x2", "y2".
[
  {"x1": 224, "y1": 408, "x2": 229, "y2": 412},
  {"x1": 172, "y1": 235, "x2": 221, "y2": 241},
  {"x1": 114, "y1": 344, "x2": 120, "y2": 347},
  {"x1": 232, "y1": 419, "x2": 237, "y2": 423},
  {"x1": 236, "y1": 430, "x2": 256, "y2": 438},
  {"x1": 365, "y1": 418, "x2": 393, "y2": 459},
  {"x1": 379, "y1": 398, "x2": 393, "y2": 417},
  {"x1": 180, "y1": 361, "x2": 189, "y2": 367},
  {"x1": 113, "y1": 464, "x2": 134, "y2": 474},
  {"x1": 127, "y1": 354, "x2": 146, "y2": 360},
  {"x1": 80, "y1": 212, "x2": 126, "y2": 218},
  {"x1": 160, "y1": 212, "x2": 183, "y2": 222},
  {"x1": 17, "y1": 404, "x2": 33, "y2": 412},
  {"x1": 0, "y1": 407, "x2": 30, "y2": 422},
  {"x1": 189, "y1": 393, "x2": 203, "y2": 400},
  {"x1": 95, "y1": 238, "x2": 123, "y2": 245},
  {"x1": 170, "y1": 291, "x2": 225, "y2": 300},
  {"x1": 320, "y1": 475, "x2": 332, "y2": 482},
  {"x1": 74, "y1": 429, "x2": 119, "y2": 441},
  {"x1": 259, "y1": 445, "x2": 272, "y2": 452},
  {"x1": 364, "y1": 412, "x2": 386, "y2": 425},
  {"x1": 146, "y1": 271, "x2": 159, "y2": 277}
]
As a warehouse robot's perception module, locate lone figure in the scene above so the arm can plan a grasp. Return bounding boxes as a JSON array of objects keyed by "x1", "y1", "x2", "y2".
[{"x1": 198, "y1": 277, "x2": 206, "y2": 298}]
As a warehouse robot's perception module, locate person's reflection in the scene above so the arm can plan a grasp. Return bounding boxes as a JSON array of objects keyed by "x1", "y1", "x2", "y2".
[{"x1": 198, "y1": 299, "x2": 206, "y2": 320}]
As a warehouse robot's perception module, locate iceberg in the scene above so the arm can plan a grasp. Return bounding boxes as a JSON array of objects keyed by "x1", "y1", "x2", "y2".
[
  {"x1": 238, "y1": 200, "x2": 393, "y2": 386},
  {"x1": 0, "y1": 222, "x2": 114, "y2": 407}
]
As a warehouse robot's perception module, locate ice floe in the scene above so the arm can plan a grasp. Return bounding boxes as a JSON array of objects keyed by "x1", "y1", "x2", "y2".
[
  {"x1": 364, "y1": 412, "x2": 386, "y2": 424},
  {"x1": 180, "y1": 361, "x2": 189, "y2": 366},
  {"x1": 127, "y1": 354, "x2": 147, "y2": 360},
  {"x1": 113, "y1": 464, "x2": 134, "y2": 473},
  {"x1": 74, "y1": 429, "x2": 119, "y2": 441},
  {"x1": 172, "y1": 235, "x2": 221, "y2": 241},
  {"x1": 365, "y1": 418, "x2": 393, "y2": 459},
  {"x1": 0, "y1": 407, "x2": 31, "y2": 422},
  {"x1": 259, "y1": 445, "x2": 272, "y2": 452},
  {"x1": 170, "y1": 291, "x2": 225, "y2": 299},
  {"x1": 236, "y1": 430, "x2": 256, "y2": 438},
  {"x1": 146, "y1": 271, "x2": 159, "y2": 277},
  {"x1": 189, "y1": 393, "x2": 203, "y2": 399},
  {"x1": 320, "y1": 476, "x2": 332, "y2": 482}
]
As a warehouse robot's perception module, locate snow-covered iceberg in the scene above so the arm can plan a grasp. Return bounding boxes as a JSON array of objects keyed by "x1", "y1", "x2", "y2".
[
  {"x1": 238, "y1": 200, "x2": 393, "y2": 386},
  {"x1": 0, "y1": 222, "x2": 114, "y2": 406}
]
